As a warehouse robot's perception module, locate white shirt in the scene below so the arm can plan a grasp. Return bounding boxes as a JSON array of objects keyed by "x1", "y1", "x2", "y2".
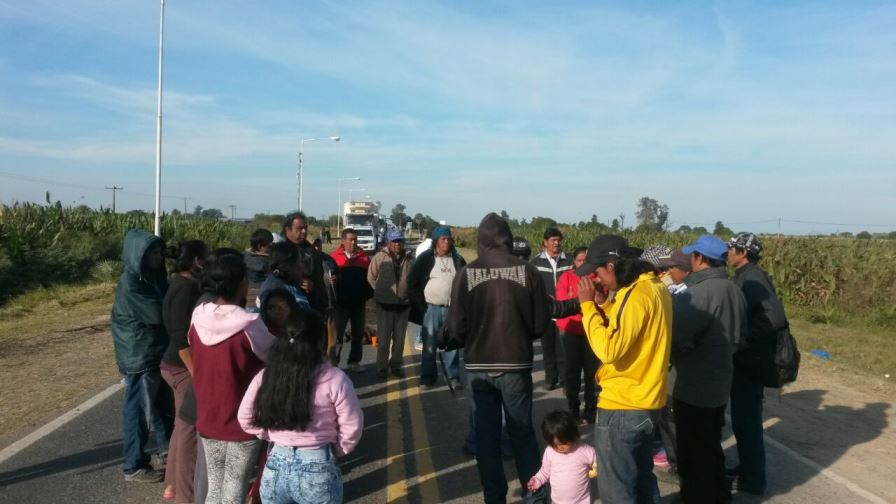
[{"x1": 423, "y1": 255, "x2": 456, "y2": 306}]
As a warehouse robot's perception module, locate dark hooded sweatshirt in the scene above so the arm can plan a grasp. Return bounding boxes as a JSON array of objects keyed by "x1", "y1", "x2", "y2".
[
  {"x1": 111, "y1": 229, "x2": 169, "y2": 373},
  {"x1": 447, "y1": 213, "x2": 552, "y2": 373}
]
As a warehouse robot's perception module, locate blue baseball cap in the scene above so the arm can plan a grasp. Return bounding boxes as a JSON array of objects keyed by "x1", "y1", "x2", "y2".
[
  {"x1": 682, "y1": 235, "x2": 728, "y2": 261},
  {"x1": 386, "y1": 229, "x2": 404, "y2": 242}
]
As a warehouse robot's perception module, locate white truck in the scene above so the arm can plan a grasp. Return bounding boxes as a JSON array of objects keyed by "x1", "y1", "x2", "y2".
[{"x1": 342, "y1": 200, "x2": 382, "y2": 251}]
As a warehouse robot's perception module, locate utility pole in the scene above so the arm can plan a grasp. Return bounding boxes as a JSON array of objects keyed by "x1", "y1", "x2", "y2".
[
  {"x1": 105, "y1": 186, "x2": 123, "y2": 213},
  {"x1": 228, "y1": 204, "x2": 236, "y2": 220},
  {"x1": 182, "y1": 196, "x2": 191, "y2": 214}
]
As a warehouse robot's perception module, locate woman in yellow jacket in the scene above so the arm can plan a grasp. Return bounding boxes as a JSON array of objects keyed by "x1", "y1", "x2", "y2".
[{"x1": 576, "y1": 235, "x2": 672, "y2": 504}]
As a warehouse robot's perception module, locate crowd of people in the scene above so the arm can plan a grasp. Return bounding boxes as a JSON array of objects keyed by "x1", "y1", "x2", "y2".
[{"x1": 109, "y1": 210, "x2": 789, "y2": 503}]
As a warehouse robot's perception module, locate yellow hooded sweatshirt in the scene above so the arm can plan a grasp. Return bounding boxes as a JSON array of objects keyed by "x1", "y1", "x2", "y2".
[{"x1": 581, "y1": 272, "x2": 672, "y2": 410}]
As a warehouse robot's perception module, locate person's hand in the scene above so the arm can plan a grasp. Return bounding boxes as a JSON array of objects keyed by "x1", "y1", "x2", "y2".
[
  {"x1": 592, "y1": 280, "x2": 608, "y2": 305},
  {"x1": 527, "y1": 479, "x2": 540, "y2": 492},
  {"x1": 577, "y1": 276, "x2": 595, "y2": 303},
  {"x1": 300, "y1": 278, "x2": 313, "y2": 294},
  {"x1": 577, "y1": 276, "x2": 607, "y2": 305}
]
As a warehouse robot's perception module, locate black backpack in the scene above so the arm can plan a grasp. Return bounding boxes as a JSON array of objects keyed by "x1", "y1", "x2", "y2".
[{"x1": 734, "y1": 324, "x2": 800, "y2": 388}]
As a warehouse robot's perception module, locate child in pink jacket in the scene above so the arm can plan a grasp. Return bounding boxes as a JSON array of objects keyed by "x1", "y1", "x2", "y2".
[
  {"x1": 239, "y1": 310, "x2": 363, "y2": 504},
  {"x1": 528, "y1": 410, "x2": 597, "y2": 504}
]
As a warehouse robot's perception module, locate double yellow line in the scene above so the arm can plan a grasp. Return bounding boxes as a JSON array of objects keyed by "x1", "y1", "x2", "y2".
[{"x1": 385, "y1": 335, "x2": 440, "y2": 503}]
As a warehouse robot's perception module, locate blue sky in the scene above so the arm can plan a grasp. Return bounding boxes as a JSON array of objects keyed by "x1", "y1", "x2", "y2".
[{"x1": 1, "y1": 1, "x2": 894, "y2": 234}]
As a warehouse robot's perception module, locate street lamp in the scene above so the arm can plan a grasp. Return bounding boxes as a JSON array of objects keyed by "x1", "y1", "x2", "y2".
[
  {"x1": 337, "y1": 177, "x2": 361, "y2": 234},
  {"x1": 153, "y1": 0, "x2": 166, "y2": 236},
  {"x1": 297, "y1": 136, "x2": 340, "y2": 212}
]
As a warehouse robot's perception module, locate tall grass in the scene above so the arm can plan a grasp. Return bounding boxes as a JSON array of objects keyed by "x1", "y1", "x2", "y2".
[{"x1": 0, "y1": 202, "x2": 255, "y2": 301}]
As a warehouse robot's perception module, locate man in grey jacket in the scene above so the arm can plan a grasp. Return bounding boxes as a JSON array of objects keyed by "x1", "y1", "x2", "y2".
[{"x1": 671, "y1": 235, "x2": 746, "y2": 504}]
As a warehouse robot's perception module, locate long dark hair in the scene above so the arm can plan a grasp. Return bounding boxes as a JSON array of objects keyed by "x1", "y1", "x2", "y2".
[
  {"x1": 204, "y1": 253, "x2": 247, "y2": 301},
  {"x1": 252, "y1": 310, "x2": 327, "y2": 431},
  {"x1": 612, "y1": 257, "x2": 656, "y2": 288}
]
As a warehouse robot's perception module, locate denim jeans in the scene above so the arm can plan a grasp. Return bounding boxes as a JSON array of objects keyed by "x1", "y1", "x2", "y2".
[
  {"x1": 121, "y1": 367, "x2": 172, "y2": 474},
  {"x1": 593, "y1": 408, "x2": 661, "y2": 504},
  {"x1": 469, "y1": 371, "x2": 547, "y2": 504},
  {"x1": 730, "y1": 370, "x2": 767, "y2": 493},
  {"x1": 261, "y1": 444, "x2": 342, "y2": 504},
  {"x1": 420, "y1": 304, "x2": 460, "y2": 385}
]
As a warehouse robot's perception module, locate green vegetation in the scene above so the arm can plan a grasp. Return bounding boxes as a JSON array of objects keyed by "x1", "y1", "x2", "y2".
[
  {"x1": 453, "y1": 221, "x2": 896, "y2": 330},
  {"x1": 0, "y1": 202, "x2": 258, "y2": 302}
]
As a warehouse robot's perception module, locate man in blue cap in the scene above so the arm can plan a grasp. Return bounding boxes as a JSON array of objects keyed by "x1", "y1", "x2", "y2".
[
  {"x1": 408, "y1": 226, "x2": 467, "y2": 388},
  {"x1": 368, "y1": 228, "x2": 413, "y2": 378},
  {"x1": 671, "y1": 235, "x2": 747, "y2": 503}
]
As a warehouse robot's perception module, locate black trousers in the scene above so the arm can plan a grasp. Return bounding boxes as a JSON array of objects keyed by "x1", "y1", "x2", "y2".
[
  {"x1": 542, "y1": 323, "x2": 564, "y2": 386},
  {"x1": 674, "y1": 399, "x2": 731, "y2": 504},
  {"x1": 562, "y1": 331, "x2": 600, "y2": 417}
]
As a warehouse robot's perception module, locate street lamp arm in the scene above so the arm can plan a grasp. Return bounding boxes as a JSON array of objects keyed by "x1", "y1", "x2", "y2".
[{"x1": 297, "y1": 135, "x2": 341, "y2": 212}]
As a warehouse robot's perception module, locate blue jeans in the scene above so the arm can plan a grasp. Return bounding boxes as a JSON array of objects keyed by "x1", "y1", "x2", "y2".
[
  {"x1": 420, "y1": 304, "x2": 459, "y2": 385},
  {"x1": 121, "y1": 367, "x2": 172, "y2": 474},
  {"x1": 593, "y1": 408, "x2": 661, "y2": 504},
  {"x1": 261, "y1": 444, "x2": 342, "y2": 504},
  {"x1": 469, "y1": 371, "x2": 547, "y2": 504}
]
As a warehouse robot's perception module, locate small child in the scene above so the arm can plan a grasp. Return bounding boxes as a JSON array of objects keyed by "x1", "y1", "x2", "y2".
[{"x1": 527, "y1": 410, "x2": 597, "y2": 504}]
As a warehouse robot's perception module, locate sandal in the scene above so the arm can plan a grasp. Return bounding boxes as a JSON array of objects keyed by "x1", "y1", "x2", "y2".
[{"x1": 162, "y1": 486, "x2": 176, "y2": 501}]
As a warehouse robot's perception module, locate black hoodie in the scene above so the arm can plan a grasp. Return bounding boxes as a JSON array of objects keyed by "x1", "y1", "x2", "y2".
[{"x1": 447, "y1": 213, "x2": 551, "y2": 373}]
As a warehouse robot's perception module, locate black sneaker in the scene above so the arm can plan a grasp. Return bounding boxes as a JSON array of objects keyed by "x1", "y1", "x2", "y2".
[
  {"x1": 124, "y1": 468, "x2": 164, "y2": 483},
  {"x1": 377, "y1": 368, "x2": 388, "y2": 379},
  {"x1": 391, "y1": 368, "x2": 405, "y2": 378}
]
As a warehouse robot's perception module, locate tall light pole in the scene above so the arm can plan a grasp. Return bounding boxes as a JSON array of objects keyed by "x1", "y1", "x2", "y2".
[
  {"x1": 298, "y1": 136, "x2": 340, "y2": 212},
  {"x1": 153, "y1": 0, "x2": 165, "y2": 237},
  {"x1": 337, "y1": 176, "x2": 361, "y2": 234}
]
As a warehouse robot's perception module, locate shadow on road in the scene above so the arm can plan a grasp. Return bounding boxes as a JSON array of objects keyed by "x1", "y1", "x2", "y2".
[
  {"x1": 0, "y1": 440, "x2": 122, "y2": 486},
  {"x1": 753, "y1": 389, "x2": 889, "y2": 498}
]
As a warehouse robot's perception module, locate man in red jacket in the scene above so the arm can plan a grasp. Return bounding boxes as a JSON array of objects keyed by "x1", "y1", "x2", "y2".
[{"x1": 331, "y1": 227, "x2": 373, "y2": 372}]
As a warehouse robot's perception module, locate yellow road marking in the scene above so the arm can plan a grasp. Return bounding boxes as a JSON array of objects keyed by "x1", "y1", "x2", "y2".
[
  {"x1": 406, "y1": 375, "x2": 440, "y2": 501},
  {"x1": 385, "y1": 338, "x2": 409, "y2": 503},
  {"x1": 384, "y1": 324, "x2": 442, "y2": 503}
]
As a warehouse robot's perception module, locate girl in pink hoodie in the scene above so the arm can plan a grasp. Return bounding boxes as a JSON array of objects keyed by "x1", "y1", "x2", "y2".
[
  {"x1": 189, "y1": 254, "x2": 276, "y2": 504},
  {"x1": 239, "y1": 310, "x2": 363, "y2": 503}
]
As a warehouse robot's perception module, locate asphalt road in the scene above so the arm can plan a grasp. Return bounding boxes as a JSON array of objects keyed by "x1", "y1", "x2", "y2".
[{"x1": 1, "y1": 324, "x2": 891, "y2": 503}]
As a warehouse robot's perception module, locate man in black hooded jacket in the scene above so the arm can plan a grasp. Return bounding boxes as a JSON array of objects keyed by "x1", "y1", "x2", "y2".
[{"x1": 447, "y1": 213, "x2": 551, "y2": 504}]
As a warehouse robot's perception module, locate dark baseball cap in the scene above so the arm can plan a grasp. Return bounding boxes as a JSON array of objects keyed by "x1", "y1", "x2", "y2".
[{"x1": 575, "y1": 234, "x2": 643, "y2": 276}]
